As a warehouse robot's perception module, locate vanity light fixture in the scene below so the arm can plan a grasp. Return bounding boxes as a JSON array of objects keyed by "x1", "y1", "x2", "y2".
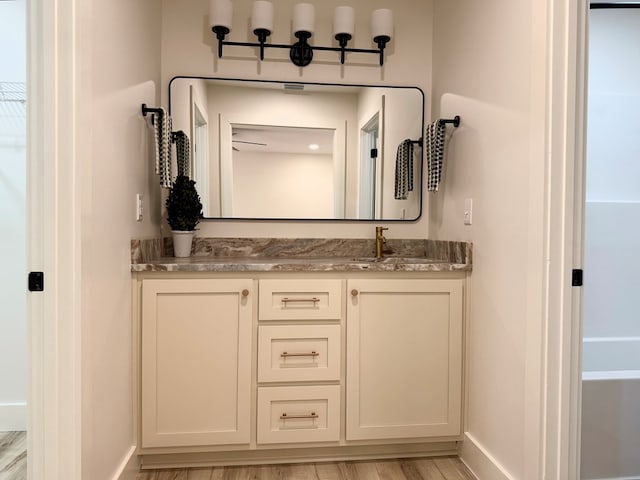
[
  {"x1": 209, "y1": 0, "x2": 393, "y2": 67},
  {"x1": 308, "y1": 143, "x2": 320, "y2": 151}
]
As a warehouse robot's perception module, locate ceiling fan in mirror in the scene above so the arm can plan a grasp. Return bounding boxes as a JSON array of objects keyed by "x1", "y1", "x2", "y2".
[{"x1": 231, "y1": 132, "x2": 267, "y2": 152}]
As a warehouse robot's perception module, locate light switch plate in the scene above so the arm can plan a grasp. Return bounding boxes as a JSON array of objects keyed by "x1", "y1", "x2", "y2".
[
  {"x1": 464, "y1": 198, "x2": 473, "y2": 225},
  {"x1": 136, "y1": 194, "x2": 143, "y2": 221}
]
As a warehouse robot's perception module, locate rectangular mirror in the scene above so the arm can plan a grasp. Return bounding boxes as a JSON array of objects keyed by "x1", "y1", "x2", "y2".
[{"x1": 169, "y1": 76, "x2": 424, "y2": 221}]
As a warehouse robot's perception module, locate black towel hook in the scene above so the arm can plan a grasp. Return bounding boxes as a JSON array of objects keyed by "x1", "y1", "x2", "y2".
[
  {"x1": 141, "y1": 103, "x2": 163, "y2": 117},
  {"x1": 438, "y1": 115, "x2": 461, "y2": 128},
  {"x1": 141, "y1": 103, "x2": 164, "y2": 126}
]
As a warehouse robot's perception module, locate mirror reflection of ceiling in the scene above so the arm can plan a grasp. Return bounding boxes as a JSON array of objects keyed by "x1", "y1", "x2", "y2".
[
  {"x1": 232, "y1": 125, "x2": 334, "y2": 154},
  {"x1": 169, "y1": 77, "x2": 424, "y2": 221}
]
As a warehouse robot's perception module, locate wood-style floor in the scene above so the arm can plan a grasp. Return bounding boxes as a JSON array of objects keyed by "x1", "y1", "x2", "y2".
[
  {"x1": 0, "y1": 431, "x2": 27, "y2": 480},
  {"x1": 136, "y1": 456, "x2": 476, "y2": 480},
  {"x1": 0, "y1": 431, "x2": 478, "y2": 480}
]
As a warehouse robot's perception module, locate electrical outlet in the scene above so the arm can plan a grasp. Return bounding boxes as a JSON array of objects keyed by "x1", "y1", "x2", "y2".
[
  {"x1": 464, "y1": 198, "x2": 473, "y2": 225},
  {"x1": 136, "y1": 194, "x2": 143, "y2": 221}
]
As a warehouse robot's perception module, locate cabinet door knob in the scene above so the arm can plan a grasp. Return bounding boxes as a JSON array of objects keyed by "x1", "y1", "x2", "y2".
[
  {"x1": 351, "y1": 289, "x2": 359, "y2": 297},
  {"x1": 242, "y1": 289, "x2": 250, "y2": 297}
]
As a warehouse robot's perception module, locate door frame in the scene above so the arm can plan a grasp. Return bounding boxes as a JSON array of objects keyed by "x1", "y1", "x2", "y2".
[
  {"x1": 541, "y1": 0, "x2": 589, "y2": 478},
  {"x1": 27, "y1": 0, "x2": 82, "y2": 478}
]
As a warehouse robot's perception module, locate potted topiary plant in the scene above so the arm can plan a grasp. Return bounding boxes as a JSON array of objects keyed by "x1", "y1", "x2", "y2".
[{"x1": 166, "y1": 175, "x2": 203, "y2": 257}]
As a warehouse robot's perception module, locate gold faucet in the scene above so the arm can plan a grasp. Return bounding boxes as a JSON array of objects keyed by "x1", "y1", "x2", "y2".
[{"x1": 375, "y1": 226, "x2": 389, "y2": 258}]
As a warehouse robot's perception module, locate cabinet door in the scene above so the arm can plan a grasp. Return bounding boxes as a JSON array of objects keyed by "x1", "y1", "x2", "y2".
[
  {"x1": 141, "y1": 278, "x2": 252, "y2": 448},
  {"x1": 346, "y1": 279, "x2": 463, "y2": 440}
]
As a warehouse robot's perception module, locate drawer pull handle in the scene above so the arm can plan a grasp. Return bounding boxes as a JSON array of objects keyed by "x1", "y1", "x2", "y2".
[
  {"x1": 242, "y1": 289, "x2": 250, "y2": 297},
  {"x1": 281, "y1": 351, "x2": 319, "y2": 358},
  {"x1": 281, "y1": 297, "x2": 320, "y2": 304},
  {"x1": 280, "y1": 412, "x2": 318, "y2": 420},
  {"x1": 351, "y1": 289, "x2": 359, "y2": 297}
]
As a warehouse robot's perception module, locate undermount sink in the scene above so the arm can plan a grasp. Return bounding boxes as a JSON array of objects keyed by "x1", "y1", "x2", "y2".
[
  {"x1": 185, "y1": 256, "x2": 441, "y2": 265},
  {"x1": 379, "y1": 257, "x2": 439, "y2": 263},
  {"x1": 272, "y1": 256, "x2": 439, "y2": 264}
]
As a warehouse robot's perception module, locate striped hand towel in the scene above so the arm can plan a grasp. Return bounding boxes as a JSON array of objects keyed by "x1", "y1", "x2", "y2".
[
  {"x1": 152, "y1": 108, "x2": 173, "y2": 188},
  {"x1": 174, "y1": 130, "x2": 191, "y2": 178},
  {"x1": 425, "y1": 120, "x2": 446, "y2": 192},
  {"x1": 394, "y1": 139, "x2": 414, "y2": 200}
]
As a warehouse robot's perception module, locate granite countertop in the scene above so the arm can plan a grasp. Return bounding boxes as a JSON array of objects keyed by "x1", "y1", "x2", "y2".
[
  {"x1": 131, "y1": 255, "x2": 470, "y2": 273},
  {"x1": 131, "y1": 238, "x2": 472, "y2": 273}
]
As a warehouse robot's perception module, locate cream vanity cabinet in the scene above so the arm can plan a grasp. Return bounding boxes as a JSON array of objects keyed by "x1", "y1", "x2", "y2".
[
  {"x1": 346, "y1": 279, "x2": 463, "y2": 440},
  {"x1": 140, "y1": 278, "x2": 253, "y2": 448},
  {"x1": 256, "y1": 279, "x2": 343, "y2": 445},
  {"x1": 137, "y1": 272, "x2": 465, "y2": 459}
]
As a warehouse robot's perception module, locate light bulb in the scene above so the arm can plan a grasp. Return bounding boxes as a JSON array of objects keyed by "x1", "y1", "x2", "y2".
[
  {"x1": 251, "y1": 1, "x2": 274, "y2": 34},
  {"x1": 209, "y1": 0, "x2": 233, "y2": 31},
  {"x1": 293, "y1": 3, "x2": 315, "y2": 35},
  {"x1": 371, "y1": 8, "x2": 393, "y2": 41},
  {"x1": 333, "y1": 6, "x2": 354, "y2": 38}
]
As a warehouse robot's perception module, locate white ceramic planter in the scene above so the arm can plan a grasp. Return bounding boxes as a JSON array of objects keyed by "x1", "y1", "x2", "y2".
[{"x1": 172, "y1": 230, "x2": 195, "y2": 257}]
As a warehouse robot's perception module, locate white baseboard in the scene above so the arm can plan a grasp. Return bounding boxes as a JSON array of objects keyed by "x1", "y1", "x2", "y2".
[
  {"x1": 585, "y1": 477, "x2": 640, "y2": 480},
  {"x1": 458, "y1": 432, "x2": 514, "y2": 480},
  {"x1": 112, "y1": 445, "x2": 139, "y2": 480},
  {"x1": 0, "y1": 403, "x2": 27, "y2": 431}
]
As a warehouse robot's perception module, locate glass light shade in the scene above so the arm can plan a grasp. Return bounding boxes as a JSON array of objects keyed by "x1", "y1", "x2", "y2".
[
  {"x1": 333, "y1": 6, "x2": 354, "y2": 37},
  {"x1": 293, "y1": 3, "x2": 315, "y2": 34},
  {"x1": 209, "y1": 0, "x2": 233, "y2": 30},
  {"x1": 251, "y1": 1, "x2": 274, "y2": 33},
  {"x1": 371, "y1": 8, "x2": 393, "y2": 40}
]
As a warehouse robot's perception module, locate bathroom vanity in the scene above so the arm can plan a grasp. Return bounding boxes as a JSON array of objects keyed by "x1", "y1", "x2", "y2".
[
  {"x1": 133, "y1": 73, "x2": 470, "y2": 468},
  {"x1": 131, "y1": 238, "x2": 471, "y2": 469}
]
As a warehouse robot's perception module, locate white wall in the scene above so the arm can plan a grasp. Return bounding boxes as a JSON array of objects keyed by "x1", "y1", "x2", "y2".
[
  {"x1": 233, "y1": 151, "x2": 333, "y2": 218},
  {"x1": 583, "y1": 9, "x2": 640, "y2": 340},
  {"x1": 77, "y1": 0, "x2": 162, "y2": 478},
  {"x1": 583, "y1": 203, "x2": 640, "y2": 339},
  {"x1": 0, "y1": 0, "x2": 27, "y2": 431},
  {"x1": 586, "y1": 9, "x2": 640, "y2": 203},
  {"x1": 431, "y1": 2, "x2": 545, "y2": 479},
  {"x1": 160, "y1": 0, "x2": 433, "y2": 239}
]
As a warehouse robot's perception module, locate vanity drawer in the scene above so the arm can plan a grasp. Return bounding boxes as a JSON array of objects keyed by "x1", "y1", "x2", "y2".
[
  {"x1": 257, "y1": 386, "x2": 340, "y2": 444},
  {"x1": 259, "y1": 279, "x2": 342, "y2": 321},
  {"x1": 258, "y1": 325, "x2": 341, "y2": 383}
]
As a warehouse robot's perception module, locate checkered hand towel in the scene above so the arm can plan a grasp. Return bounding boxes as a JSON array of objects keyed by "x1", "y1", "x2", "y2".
[
  {"x1": 425, "y1": 120, "x2": 446, "y2": 192},
  {"x1": 174, "y1": 130, "x2": 191, "y2": 178},
  {"x1": 152, "y1": 108, "x2": 173, "y2": 188},
  {"x1": 394, "y1": 139, "x2": 414, "y2": 200}
]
